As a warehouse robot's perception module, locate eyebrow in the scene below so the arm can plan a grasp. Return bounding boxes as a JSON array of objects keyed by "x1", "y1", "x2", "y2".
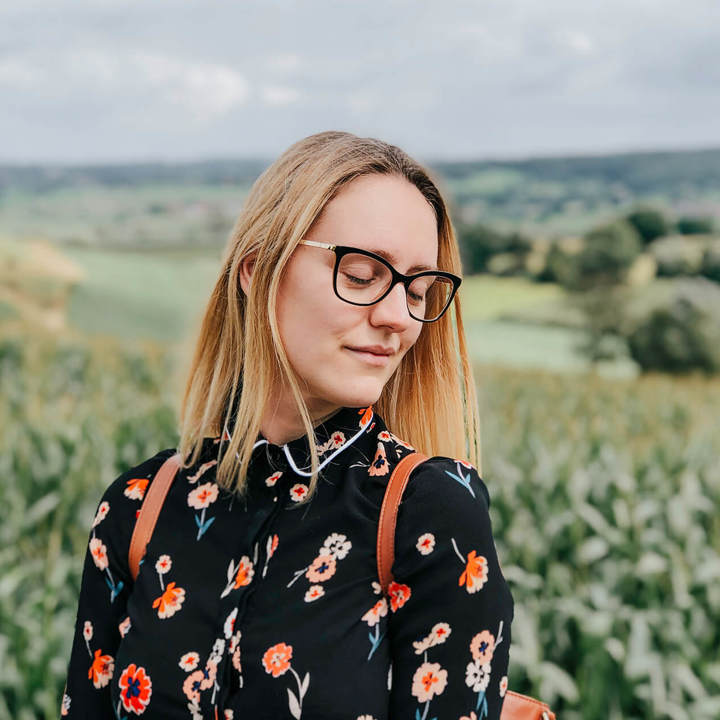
[{"x1": 366, "y1": 246, "x2": 438, "y2": 273}]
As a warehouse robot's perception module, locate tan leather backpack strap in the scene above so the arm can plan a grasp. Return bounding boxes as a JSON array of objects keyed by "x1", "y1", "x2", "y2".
[
  {"x1": 128, "y1": 452, "x2": 182, "y2": 582},
  {"x1": 377, "y1": 451, "x2": 429, "y2": 595},
  {"x1": 501, "y1": 690, "x2": 555, "y2": 720}
]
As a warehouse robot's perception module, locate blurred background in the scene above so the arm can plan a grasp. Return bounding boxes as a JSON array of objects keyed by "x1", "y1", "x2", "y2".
[{"x1": 2, "y1": 1, "x2": 719, "y2": 718}]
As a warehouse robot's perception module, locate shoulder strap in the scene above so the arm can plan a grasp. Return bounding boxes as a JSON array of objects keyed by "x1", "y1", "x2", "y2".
[
  {"x1": 377, "y1": 451, "x2": 429, "y2": 595},
  {"x1": 128, "y1": 452, "x2": 182, "y2": 581}
]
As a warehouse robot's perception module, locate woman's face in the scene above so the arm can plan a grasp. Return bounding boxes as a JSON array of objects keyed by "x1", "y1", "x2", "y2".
[{"x1": 254, "y1": 173, "x2": 439, "y2": 421}]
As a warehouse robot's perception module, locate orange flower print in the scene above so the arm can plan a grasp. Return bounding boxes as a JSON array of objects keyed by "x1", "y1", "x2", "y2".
[
  {"x1": 359, "y1": 405, "x2": 374, "y2": 428},
  {"x1": 179, "y1": 652, "x2": 200, "y2": 672},
  {"x1": 88, "y1": 648, "x2": 114, "y2": 688},
  {"x1": 187, "y1": 482, "x2": 219, "y2": 509},
  {"x1": 124, "y1": 477, "x2": 148, "y2": 500},
  {"x1": 152, "y1": 581, "x2": 186, "y2": 619},
  {"x1": 362, "y1": 597, "x2": 389, "y2": 660},
  {"x1": 263, "y1": 642, "x2": 310, "y2": 718},
  {"x1": 188, "y1": 482, "x2": 219, "y2": 539},
  {"x1": 234, "y1": 557, "x2": 254, "y2": 588},
  {"x1": 221, "y1": 555, "x2": 255, "y2": 597},
  {"x1": 416, "y1": 532, "x2": 435, "y2": 555},
  {"x1": 377, "y1": 430, "x2": 392, "y2": 442},
  {"x1": 470, "y1": 630, "x2": 495, "y2": 664},
  {"x1": 266, "y1": 471, "x2": 283, "y2": 487},
  {"x1": 92, "y1": 501, "x2": 109, "y2": 528},
  {"x1": 361, "y1": 598, "x2": 388, "y2": 627},
  {"x1": 388, "y1": 581, "x2": 411, "y2": 612},
  {"x1": 368, "y1": 443, "x2": 389, "y2": 476},
  {"x1": 182, "y1": 663, "x2": 216, "y2": 704},
  {"x1": 459, "y1": 550, "x2": 489, "y2": 594},
  {"x1": 305, "y1": 553, "x2": 336, "y2": 582},
  {"x1": 262, "y1": 642, "x2": 293, "y2": 678},
  {"x1": 262, "y1": 533, "x2": 279, "y2": 578},
  {"x1": 411, "y1": 661, "x2": 448, "y2": 703},
  {"x1": 289, "y1": 483, "x2": 309, "y2": 502},
  {"x1": 466, "y1": 621, "x2": 506, "y2": 714},
  {"x1": 304, "y1": 585, "x2": 325, "y2": 602},
  {"x1": 118, "y1": 664, "x2": 152, "y2": 714},
  {"x1": 89, "y1": 538, "x2": 108, "y2": 571}
]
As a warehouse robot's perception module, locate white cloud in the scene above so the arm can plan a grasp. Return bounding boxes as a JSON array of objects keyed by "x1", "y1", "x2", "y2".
[{"x1": 260, "y1": 84, "x2": 300, "y2": 106}]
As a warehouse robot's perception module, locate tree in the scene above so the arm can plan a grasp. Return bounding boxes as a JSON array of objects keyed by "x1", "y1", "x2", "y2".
[{"x1": 624, "y1": 207, "x2": 668, "y2": 244}]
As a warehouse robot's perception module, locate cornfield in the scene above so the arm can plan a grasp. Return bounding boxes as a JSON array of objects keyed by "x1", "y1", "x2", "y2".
[{"x1": 1, "y1": 330, "x2": 719, "y2": 719}]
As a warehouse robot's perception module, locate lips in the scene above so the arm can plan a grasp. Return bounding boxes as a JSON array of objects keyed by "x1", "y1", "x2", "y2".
[{"x1": 347, "y1": 346, "x2": 395, "y2": 356}]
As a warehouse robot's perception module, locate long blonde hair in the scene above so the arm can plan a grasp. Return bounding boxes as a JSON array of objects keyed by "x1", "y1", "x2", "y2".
[{"x1": 176, "y1": 131, "x2": 481, "y2": 504}]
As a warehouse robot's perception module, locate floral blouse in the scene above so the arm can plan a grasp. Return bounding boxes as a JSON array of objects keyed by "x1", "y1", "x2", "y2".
[{"x1": 62, "y1": 404, "x2": 514, "y2": 719}]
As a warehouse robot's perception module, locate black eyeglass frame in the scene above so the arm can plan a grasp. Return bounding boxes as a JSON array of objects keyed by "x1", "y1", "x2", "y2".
[{"x1": 300, "y1": 240, "x2": 462, "y2": 323}]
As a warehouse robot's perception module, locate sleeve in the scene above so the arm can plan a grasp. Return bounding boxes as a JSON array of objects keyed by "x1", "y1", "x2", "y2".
[
  {"x1": 387, "y1": 456, "x2": 514, "y2": 720},
  {"x1": 60, "y1": 449, "x2": 175, "y2": 718}
]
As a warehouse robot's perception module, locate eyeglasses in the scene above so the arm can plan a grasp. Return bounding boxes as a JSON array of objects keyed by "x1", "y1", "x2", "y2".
[{"x1": 299, "y1": 240, "x2": 461, "y2": 322}]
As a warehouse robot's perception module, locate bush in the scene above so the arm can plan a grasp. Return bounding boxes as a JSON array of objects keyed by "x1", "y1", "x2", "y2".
[
  {"x1": 458, "y1": 223, "x2": 532, "y2": 274},
  {"x1": 625, "y1": 207, "x2": 668, "y2": 244},
  {"x1": 648, "y1": 236, "x2": 705, "y2": 276},
  {"x1": 561, "y1": 221, "x2": 642, "y2": 290},
  {"x1": 676, "y1": 216, "x2": 715, "y2": 234},
  {"x1": 626, "y1": 278, "x2": 720, "y2": 374},
  {"x1": 700, "y1": 239, "x2": 720, "y2": 283}
]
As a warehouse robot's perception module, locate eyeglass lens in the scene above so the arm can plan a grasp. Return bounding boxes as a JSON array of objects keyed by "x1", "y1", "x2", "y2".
[{"x1": 336, "y1": 253, "x2": 453, "y2": 321}]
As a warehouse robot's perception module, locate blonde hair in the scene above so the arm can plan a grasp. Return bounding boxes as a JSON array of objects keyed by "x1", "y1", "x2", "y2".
[{"x1": 176, "y1": 130, "x2": 481, "y2": 504}]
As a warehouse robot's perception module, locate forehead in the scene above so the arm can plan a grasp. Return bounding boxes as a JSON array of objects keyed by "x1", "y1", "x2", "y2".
[{"x1": 313, "y1": 174, "x2": 439, "y2": 272}]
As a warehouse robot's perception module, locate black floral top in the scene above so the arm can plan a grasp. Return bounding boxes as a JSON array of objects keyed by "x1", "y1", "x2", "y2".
[{"x1": 62, "y1": 404, "x2": 514, "y2": 719}]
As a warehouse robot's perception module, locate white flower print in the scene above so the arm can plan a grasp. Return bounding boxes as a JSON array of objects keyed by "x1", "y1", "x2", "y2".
[
  {"x1": 304, "y1": 585, "x2": 325, "y2": 602},
  {"x1": 92, "y1": 501, "x2": 109, "y2": 528},
  {"x1": 179, "y1": 652, "x2": 200, "y2": 672},
  {"x1": 465, "y1": 660, "x2": 492, "y2": 693},
  {"x1": 289, "y1": 483, "x2": 309, "y2": 502},
  {"x1": 499, "y1": 675, "x2": 508, "y2": 698},
  {"x1": 416, "y1": 532, "x2": 435, "y2": 555},
  {"x1": 187, "y1": 459, "x2": 218, "y2": 484},
  {"x1": 61, "y1": 693, "x2": 70, "y2": 715},
  {"x1": 412, "y1": 622, "x2": 452, "y2": 655},
  {"x1": 361, "y1": 598, "x2": 388, "y2": 627},
  {"x1": 266, "y1": 471, "x2": 283, "y2": 487},
  {"x1": 224, "y1": 608, "x2": 238, "y2": 639},
  {"x1": 210, "y1": 638, "x2": 226, "y2": 664},
  {"x1": 118, "y1": 616, "x2": 131, "y2": 637},
  {"x1": 320, "y1": 532, "x2": 352, "y2": 559},
  {"x1": 83, "y1": 620, "x2": 93, "y2": 642},
  {"x1": 155, "y1": 554, "x2": 172, "y2": 575}
]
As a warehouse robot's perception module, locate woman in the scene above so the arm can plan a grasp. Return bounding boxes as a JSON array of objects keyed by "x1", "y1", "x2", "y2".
[{"x1": 62, "y1": 131, "x2": 514, "y2": 719}]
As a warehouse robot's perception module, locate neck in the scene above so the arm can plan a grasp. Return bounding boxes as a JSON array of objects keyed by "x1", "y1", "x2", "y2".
[{"x1": 260, "y1": 393, "x2": 342, "y2": 446}]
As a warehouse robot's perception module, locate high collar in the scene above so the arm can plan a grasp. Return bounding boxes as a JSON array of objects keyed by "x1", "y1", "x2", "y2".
[{"x1": 203, "y1": 403, "x2": 376, "y2": 477}]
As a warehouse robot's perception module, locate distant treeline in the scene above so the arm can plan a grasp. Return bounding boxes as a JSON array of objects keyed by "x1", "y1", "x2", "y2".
[{"x1": 2, "y1": 147, "x2": 720, "y2": 200}]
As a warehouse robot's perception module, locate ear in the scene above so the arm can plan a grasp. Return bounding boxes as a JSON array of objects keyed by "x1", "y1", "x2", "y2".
[{"x1": 239, "y1": 252, "x2": 257, "y2": 296}]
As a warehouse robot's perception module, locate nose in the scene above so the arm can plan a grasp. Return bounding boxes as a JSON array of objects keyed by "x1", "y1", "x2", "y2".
[{"x1": 368, "y1": 282, "x2": 415, "y2": 330}]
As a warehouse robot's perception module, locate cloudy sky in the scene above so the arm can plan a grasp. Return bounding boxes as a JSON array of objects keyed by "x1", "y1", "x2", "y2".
[{"x1": 2, "y1": 0, "x2": 720, "y2": 164}]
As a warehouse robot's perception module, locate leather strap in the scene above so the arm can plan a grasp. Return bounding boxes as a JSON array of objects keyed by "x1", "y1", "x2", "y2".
[
  {"x1": 128, "y1": 452, "x2": 182, "y2": 581},
  {"x1": 501, "y1": 691, "x2": 555, "y2": 720},
  {"x1": 376, "y1": 451, "x2": 429, "y2": 594}
]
